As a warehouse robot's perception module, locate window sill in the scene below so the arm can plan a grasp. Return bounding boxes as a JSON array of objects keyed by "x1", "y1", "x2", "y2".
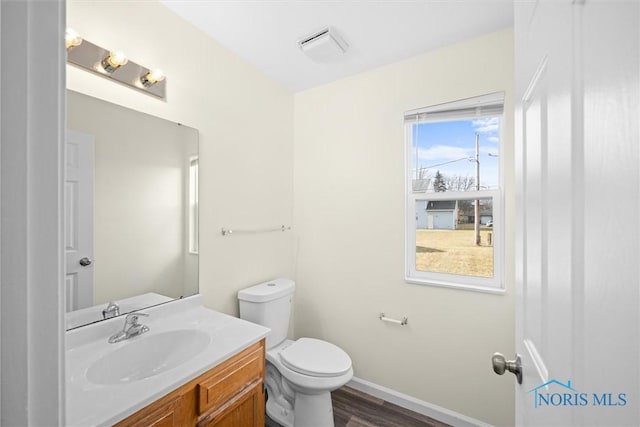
[{"x1": 404, "y1": 276, "x2": 506, "y2": 295}]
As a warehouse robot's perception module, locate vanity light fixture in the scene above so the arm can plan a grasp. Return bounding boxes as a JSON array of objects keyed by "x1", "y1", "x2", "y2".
[
  {"x1": 140, "y1": 69, "x2": 165, "y2": 87},
  {"x1": 65, "y1": 28, "x2": 83, "y2": 50},
  {"x1": 100, "y1": 51, "x2": 128, "y2": 74},
  {"x1": 65, "y1": 29, "x2": 167, "y2": 100}
]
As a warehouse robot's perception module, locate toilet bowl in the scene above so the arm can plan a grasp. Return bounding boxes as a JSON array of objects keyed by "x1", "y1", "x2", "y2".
[
  {"x1": 265, "y1": 338, "x2": 353, "y2": 426},
  {"x1": 238, "y1": 279, "x2": 353, "y2": 427}
]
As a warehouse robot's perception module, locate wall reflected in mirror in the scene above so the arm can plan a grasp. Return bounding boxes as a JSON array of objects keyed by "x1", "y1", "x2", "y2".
[{"x1": 65, "y1": 90, "x2": 198, "y2": 330}]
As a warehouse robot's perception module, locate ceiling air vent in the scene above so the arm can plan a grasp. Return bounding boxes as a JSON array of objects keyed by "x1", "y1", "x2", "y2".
[{"x1": 298, "y1": 27, "x2": 349, "y2": 63}]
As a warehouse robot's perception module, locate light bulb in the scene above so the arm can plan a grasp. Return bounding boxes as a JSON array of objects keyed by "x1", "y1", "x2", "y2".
[
  {"x1": 107, "y1": 51, "x2": 128, "y2": 67},
  {"x1": 65, "y1": 28, "x2": 83, "y2": 50},
  {"x1": 140, "y1": 69, "x2": 165, "y2": 87},
  {"x1": 101, "y1": 51, "x2": 128, "y2": 73}
]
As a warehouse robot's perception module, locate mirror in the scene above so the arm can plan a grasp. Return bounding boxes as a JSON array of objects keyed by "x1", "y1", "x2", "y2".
[{"x1": 65, "y1": 90, "x2": 198, "y2": 330}]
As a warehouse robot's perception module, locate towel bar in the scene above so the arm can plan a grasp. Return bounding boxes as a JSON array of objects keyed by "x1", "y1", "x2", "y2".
[
  {"x1": 221, "y1": 225, "x2": 291, "y2": 236},
  {"x1": 379, "y1": 312, "x2": 408, "y2": 326}
]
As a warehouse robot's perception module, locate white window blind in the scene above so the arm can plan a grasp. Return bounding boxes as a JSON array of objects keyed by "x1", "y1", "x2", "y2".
[{"x1": 404, "y1": 92, "x2": 504, "y2": 123}]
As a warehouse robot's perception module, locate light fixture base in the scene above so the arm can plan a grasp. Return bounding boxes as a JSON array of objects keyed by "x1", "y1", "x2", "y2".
[{"x1": 66, "y1": 38, "x2": 166, "y2": 100}]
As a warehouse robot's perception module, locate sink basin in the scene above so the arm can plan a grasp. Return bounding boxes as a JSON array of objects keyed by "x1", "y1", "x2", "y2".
[{"x1": 87, "y1": 329, "x2": 210, "y2": 385}]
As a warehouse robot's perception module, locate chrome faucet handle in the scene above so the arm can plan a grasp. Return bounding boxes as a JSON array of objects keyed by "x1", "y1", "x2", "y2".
[
  {"x1": 108, "y1": 312, "x2": 150, "y2": 343},
  {"x1": 124, "y1": 312, "x2": 149, "y2": 327},
  {"x1": 102, "y1": 301, "x2": 120, "y2": 319}
]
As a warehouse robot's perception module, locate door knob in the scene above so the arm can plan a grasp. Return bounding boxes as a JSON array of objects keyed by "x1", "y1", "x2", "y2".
[
  {"x1": 492, "y1": 352, "x2": 522, "y2": 384},
  {"x1": 79, "y1": 257, "x2": 93, "y2": 267}
]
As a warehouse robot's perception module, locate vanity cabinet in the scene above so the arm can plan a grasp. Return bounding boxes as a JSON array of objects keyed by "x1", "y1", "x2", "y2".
[{"x1": 115, "y1": 340, "x2": 265, "y2": 427}]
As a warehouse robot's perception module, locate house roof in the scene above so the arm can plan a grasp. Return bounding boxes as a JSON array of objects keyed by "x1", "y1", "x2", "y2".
[
  {"x1": 412, "y1": 179, "x2": 431, "y2": 193},
  {"x1": 427, "y1": 200, "x2": 456, "y2": 210}
]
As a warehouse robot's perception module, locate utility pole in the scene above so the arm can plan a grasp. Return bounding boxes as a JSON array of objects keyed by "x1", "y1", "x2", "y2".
[{"x1": 474, "y1": 133, "x2": 481, "y2": 246}]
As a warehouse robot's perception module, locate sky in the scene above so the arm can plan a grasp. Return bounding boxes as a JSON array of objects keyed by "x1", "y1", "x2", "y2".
[{"x1": 411, "y1": 116, "x2": 500, "y2": 190}]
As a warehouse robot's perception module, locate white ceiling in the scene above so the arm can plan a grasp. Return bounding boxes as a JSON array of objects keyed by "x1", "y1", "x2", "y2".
[{"x1": 161, "y1": 1, "x2": 513, "y2": 92}]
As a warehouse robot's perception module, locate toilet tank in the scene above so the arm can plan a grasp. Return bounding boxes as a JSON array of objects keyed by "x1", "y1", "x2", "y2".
[{"x1": 238, "y1": 278, "x2": 295, "y2": 349}]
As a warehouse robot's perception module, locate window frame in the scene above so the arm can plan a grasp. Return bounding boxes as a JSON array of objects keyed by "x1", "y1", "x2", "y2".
[
  {"x1": 404, "y1": 94, "x2": 505, "y2": 294},
  {"x1": 188, "y1": 156, "x2": 199, "y2": 255}
]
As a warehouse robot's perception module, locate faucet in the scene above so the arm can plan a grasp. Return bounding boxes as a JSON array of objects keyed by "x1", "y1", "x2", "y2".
[
  {"x1": 108, "y1": 312, "x2": 150, "y2": 343},
  {"x1": 102, "y1": 301, "x2": 120, "y2": 319}
]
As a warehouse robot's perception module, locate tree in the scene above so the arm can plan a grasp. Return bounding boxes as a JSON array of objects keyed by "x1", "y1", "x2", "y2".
[
  {"x1": 417, "y1": 166, "x2": 430, "y2": 180},
  {"x1": 433, "y1": 170, "x2": 447, "y2": 192},
  {"x1": 457, "y1": 199, "x2": 474, "y2": 216},
  {"x1": 444, "y1": 174, "x2": 475, "y2": 192}
]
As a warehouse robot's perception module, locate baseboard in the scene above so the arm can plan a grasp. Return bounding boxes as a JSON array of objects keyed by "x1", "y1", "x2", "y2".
[{"x1": 347, "y1": 377, "x2": 492, "y2": 427}]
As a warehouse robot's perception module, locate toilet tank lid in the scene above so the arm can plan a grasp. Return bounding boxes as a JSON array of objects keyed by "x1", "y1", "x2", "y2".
[{"x1": 238, "y1": 278, "x2": 295, "y2": 303}]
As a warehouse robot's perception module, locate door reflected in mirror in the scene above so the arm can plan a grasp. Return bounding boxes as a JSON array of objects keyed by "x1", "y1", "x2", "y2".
[{"x1": 65, "y1": 90, "x2": 198, "y2": 330}]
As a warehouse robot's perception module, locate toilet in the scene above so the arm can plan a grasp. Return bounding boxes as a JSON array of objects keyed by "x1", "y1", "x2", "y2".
[{"x1": 238, "y1": 278, "x2": 353, "y2": 427}]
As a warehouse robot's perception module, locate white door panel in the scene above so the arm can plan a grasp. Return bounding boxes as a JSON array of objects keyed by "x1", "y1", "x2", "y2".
[
  {"x1": 514, "y1": 1, "x2": 639, "y2": 425},
  {"x1": 578, "y1": 2, "x2": 639, "y2": 424},
  {"x1": 65, "y1": 129, "x2": 95, "y2": 312}
]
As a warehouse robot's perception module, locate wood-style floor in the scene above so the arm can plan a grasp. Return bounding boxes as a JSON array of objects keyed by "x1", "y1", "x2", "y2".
[{"x1": 266, "y1": 386, "x2": 452, "y2": 427}]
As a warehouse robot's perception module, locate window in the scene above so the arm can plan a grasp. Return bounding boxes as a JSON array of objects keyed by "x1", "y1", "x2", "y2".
[
  {"x1": 405, "y1": 93, "x2": 504, "y2": 293},
  {"x1": 188, "y1": 156, "x2": 199, "y2": 254}
]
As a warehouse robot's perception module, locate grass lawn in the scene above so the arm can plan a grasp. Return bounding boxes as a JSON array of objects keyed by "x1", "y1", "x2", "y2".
[{"x1": 415, "y1": 228, "x2": 494, "y2": 277}]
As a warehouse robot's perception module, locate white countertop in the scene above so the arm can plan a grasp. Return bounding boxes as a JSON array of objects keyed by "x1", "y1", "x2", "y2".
[
  {"x1": 65, "y1": 295, "x2": 270, "y2": 426},
  {"x1": 65, "y1": 292, "x2": 174, "y2": 330}
]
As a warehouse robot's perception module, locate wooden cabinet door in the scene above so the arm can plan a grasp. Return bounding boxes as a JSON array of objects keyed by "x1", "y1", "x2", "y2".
[
  {"x1": 115, "y1": 395, "x2": 184, "y2": 427},
  {"x1": 197, "y1": 381, "x2": 264, "y2": 427},
  {"x1": 197, "y1": 343, "x2": 264, "y2": 416}
]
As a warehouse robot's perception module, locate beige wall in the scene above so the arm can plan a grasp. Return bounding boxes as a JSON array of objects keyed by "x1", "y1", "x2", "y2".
[
  {"x1": 293, "y1": 29, "x2": 515, "y2": 426},
  {"x1": 67, "y1": 0, "x2": 295, "y2": 315}
]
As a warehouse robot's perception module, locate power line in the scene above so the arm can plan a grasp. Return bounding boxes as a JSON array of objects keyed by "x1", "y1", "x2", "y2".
[{"x1": 423, "y1": 157, "x2": 473, "y2": 169}]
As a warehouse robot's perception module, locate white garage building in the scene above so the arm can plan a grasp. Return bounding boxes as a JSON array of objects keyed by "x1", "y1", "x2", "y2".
[{"x1": 416, "y1": 200, "x2": 458, "y2": 230}]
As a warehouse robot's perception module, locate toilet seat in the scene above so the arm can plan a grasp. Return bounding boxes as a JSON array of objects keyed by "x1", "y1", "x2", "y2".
[{"x1": 279, "y1": 338, "x2": 351, "y2": 377}]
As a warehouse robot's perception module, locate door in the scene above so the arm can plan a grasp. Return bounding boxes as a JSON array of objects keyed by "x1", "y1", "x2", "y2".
[
  {"x1": 432, "y1": 212, "x2": 453, "y2": 230},
  {"x1": 511, "y1": 1, "x2": 639, "y2": 425},
  {"x1": 199, "y1": 382, "x2": 264, "y2": 427},
  {"x1": 65, "y1": 129, "x2": 95, "y2": 312}
]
